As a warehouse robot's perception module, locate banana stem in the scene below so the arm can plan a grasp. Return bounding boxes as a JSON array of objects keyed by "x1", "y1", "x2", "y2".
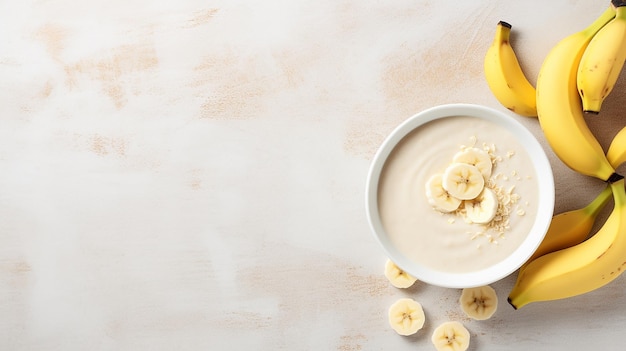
[
  {"x1": 584, "y1": 184, "x2": 614, "y2": 218},
  {"x1": 617, "y1": 5, "x2": 626, "y2": 18},
  {"x1": 494, "y1": 21, "x2": 512, "y2": 43},
  {"x1": 582, "y1": 7, "x2": 617, "y2": 36}
]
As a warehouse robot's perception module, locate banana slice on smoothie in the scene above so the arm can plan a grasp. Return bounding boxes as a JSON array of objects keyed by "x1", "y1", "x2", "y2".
[
  {"x1": 384, "y1": 259, "x2": 417, "y2": 288},
  {"x1": 453, "y1": 147, "x2": 493, "y2": 179},
  {"x1": 459, "y1": 285, "x2": 498, "y2": 320},
  {"x1": 388, "y1": 298, "x2": 425, "y2": 336},
  {"x1": 425, "y1": 174, "x2": 462, "y2": 212},
  {"x1": 431, "y1": 321, "x2": 471, "y2": 351},
  {"x1": 464, "y1": 188, "x2": 499, "y2": 224},
  {"x1": 442, "y1": 163, "x2": 485, "y2": 200}
]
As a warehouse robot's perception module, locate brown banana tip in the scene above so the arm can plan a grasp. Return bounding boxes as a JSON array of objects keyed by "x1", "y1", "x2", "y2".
[
  {"x1": 612, "y1": 0, "x2": 626, "y2": 8},
  {"x1": 498, "y1": 21, "x2": 512, "y2": 29},
  {"x1": 607, "y1": 173, "x2": 625, "y2": 184},
  {"x1": 583, "y1": 110, "x2": 600, "y2": 115},
  {"x1": 507, "y1": 297, "x2": 518, "y2": 310}
]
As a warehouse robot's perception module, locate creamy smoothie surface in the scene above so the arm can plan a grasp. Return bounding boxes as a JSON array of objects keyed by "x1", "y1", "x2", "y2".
[{"x1": 377, "y1": 115, "x2": 539, "y2": 273}]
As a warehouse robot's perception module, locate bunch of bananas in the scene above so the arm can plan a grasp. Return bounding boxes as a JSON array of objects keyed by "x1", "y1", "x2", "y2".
[{"x1": 484, "y1": 1, "x2": 626, "y2": 309}]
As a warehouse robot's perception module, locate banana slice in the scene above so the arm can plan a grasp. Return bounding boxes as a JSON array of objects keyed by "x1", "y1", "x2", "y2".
[
  {"x1": 464, "y1": 188, "x2": 499, "y2": 224},
  {"x1": 388, "y1": 298, "x2": 425, "y2": 336},
  {"x1": 459, "y1": 285, "x2": 498, "y2": 320},
  {"x1": 442, "y1": 163, "x2": 485, "y2": 200},
  {"x1": 431, "y1": 321, "x2": 471, "y2": 351},
  {"x1": 384, "y1": 259, "x2": 417, "y2": 288},
  {"x1": 425, "y1": 173, "x2": 462, "y2": 212},
  {"x1": 453, "y1": 147, "x2": 493, "y2": 180}
]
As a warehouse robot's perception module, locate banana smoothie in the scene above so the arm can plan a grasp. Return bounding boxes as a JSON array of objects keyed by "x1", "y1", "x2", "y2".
[{"x1": 377, "y1": 115, "x2": 539, "y2": 274}]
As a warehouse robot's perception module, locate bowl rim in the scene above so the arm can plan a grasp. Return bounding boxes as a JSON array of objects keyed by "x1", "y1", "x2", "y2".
[{"x1": 365, "y1": 103, "x2": 554, "y2": 288}]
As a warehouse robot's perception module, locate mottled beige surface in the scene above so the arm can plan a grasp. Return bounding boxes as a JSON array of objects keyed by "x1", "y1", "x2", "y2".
[{"x1": 2, "y1": 1, "x2": 626, "y2": 350}]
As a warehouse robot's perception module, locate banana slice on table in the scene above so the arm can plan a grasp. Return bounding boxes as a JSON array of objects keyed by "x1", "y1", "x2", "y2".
[
  {"x1": 459, "y1": 285, "x2": 498, "y2": 320},
  {"x1": 384, "y1": 259, "x2": 417, "y2": 288},
  {"x1": 453, "y1": 147, "x2": 493, "y2": 180},
  {"x1": 431, "y1": 321, "x2": 470, "y2": 351},
  {"x1": 425, "y1": 173, "x2": 462, "y2": 212},
  {"x1": 388, "y1": 298, "x2": 425, "y2": 336},
  {"x1": 442, "y1": 163, "x2": 485, "y2": 200},
  {"x1": 464, "y1": 188, "x2": 499, "y2": 224}
]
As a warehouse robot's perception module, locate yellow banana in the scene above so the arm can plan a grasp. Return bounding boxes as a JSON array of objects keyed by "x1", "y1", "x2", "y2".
[
  {"x1": 607, "y1": 125, "x2": 626, "y2": 168},
  {"x1": 520, "y1": 184, "x2": 613, "y2": 271},
  {"x1": 484, "y1": 21, "x2": 537, "y2": 117},
  {"x1": 535, "y1": 6, "x2": 616, "y2": 181},
  {"x1": 508, "y1": 178, "x2": 626, "y2": 310},
  {"x1": 577, "y1": 3, "x2": 626, "y2": 114}
]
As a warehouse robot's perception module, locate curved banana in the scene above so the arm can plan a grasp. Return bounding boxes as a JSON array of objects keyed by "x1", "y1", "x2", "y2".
[
  {"x1": 535, "y1": 6, "x2": 616, "y2": 181},
  {"x1": 607, "y1": 125, "x2": 626, "y2": 168},
  {"x1": 508, "y1": 178, "x2": 626, "y2": 310},
  {"x1": 484, "y1": 21, "x2": 537, "y2": 117},
  {"x1": 577, "y1": 3, "x2": 626, "y2": 114},
  {"x1": 520, "y1": 184, "x2": 613, "y2": 271}
]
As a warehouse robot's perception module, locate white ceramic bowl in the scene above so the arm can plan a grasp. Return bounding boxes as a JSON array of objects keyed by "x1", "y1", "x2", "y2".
[{"x1": 365, "y1": 103, "x2": 554, "y2": 288}]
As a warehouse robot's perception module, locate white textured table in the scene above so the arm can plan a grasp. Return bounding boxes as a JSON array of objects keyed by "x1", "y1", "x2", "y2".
[{"x1": 2, "y1": 1, "x2": 626, "y2": 350}]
